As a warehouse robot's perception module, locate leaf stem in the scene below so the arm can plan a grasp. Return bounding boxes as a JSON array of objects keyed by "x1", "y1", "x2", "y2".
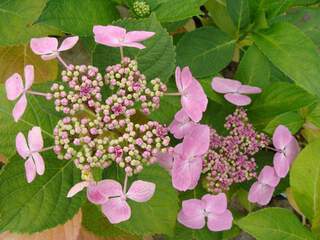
[
  {"x1": 57, "y1": 54, "x2": 69, "y2": 69},
  {"x1": 164, "y1": 92, "x2": 181, "y2": 96},
  {"x1": 120, "y1": 47, "x2": 124, "y2": 61},
  {"x1": 123, "y1": 173, "x2": 128, "y2": 193}
]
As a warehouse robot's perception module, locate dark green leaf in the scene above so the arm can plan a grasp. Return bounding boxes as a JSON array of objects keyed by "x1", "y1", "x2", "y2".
[
  {"x1": 227, "y1": 0, "x2": 251, "y2": 32},
  {"x1": 264, "y1": 111, "x2": 304, "y2": 134},
  {"x1": 176, "y1": 27, "x2": 236, "y2": 78}
]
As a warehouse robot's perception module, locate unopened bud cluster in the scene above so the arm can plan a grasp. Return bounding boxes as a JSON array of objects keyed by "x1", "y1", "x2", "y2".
[
  {"x1": 133, "y1": 0, "x2": 151, "y2": 17},
  {"x1": 52, "y1": 58, "x2": 170, "y2": 179},
  {"x1": 202, "y1": 108, "x2": 270, "y2": 193}
]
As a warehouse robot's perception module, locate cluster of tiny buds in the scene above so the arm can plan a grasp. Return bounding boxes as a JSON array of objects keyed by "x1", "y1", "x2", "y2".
[
  {"x1": 202, "y1": 108, "x2": 270, "y2": 193},
  {"x1": 51, "y1": 65, "x2": 103, "y2": 115},
  {"x1": 133, "y1": 0, "x2": 151, "y2": 17}
]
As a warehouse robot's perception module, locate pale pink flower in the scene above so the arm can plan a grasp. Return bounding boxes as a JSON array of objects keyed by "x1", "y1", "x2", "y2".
[
  {"x1": 30, "y1": 36, "x2": 79, "y2": 61},
  {"x1": 211, "y1": 77, "x2": 261, "y2": 106},
  {"x1": 5, "y1": 65, "x2": 34, "y2": 122},
  {"x1": 172, "y1": 124, "x2": 210, "y2": 191},
  {"x1": 178, "y1": 193, "x2": 233, "y2": 231},
  {"x1": 272, "y1": 125, "x2": 300, "y2": 178},
  {"x1": 175, "y1": 67, "x2": 208, "y2": 122},
  {"x1": 67, "y1": 181, "x2": 90, "y2": 198},
  {"x1": 155, "y1": 151, "x2": 173, "y2": 173},
  {"x1": 169, "y1": 109, "x2": 197, "y2": 139},
  {"x1": 16, "y1": 127, "x2": 45, "y2": 183},
  {"x1": 93, "y1": 25, "x2": 155, "y2": 49},
  {"x1": 248, "y1": 166, "x2": 280, "y2": 205},
  {"x1": 87, "y1": 179, "x2": 155, "y2": 224}
]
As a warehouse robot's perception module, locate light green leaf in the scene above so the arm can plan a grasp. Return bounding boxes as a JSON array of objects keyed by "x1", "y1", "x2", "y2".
[
  {"x1": 37, "y1": 0, "x2": 119, "y2": 36},
  {"x1": 253, "y1": 22, "x2": 320, "y2": 97},
  {"x1": 259, "y1": 0, "x2": 294, "y2": 19},
  {"x1": 227, "y1": 0, "x2": 251, "y2": 32},
  {"x1": 235, "y1": 45, "x2": 270, "y2": 88},
  {"x1": 237, "y1": 208, "x2": 316, "y2": 240},
  {"x1": 307, "y1": 103, "x2": 320, "y2": 128},
  {"x1": 292, "y1": 0, "x2": 320, "y2": 5},
  {"x1": 176, "y1": 27, "x2": 236, "y2": 78},
  {"x1": 0, "y1": 83, "x2": 61, "y2": 157},
  {"x1": 116, "y1": 165, "x2": 179, "y2": 236},
  {"x1": 93, "y1": 14, "x2": 175, "y2": 82},
  {"x1": 154, "y1": 0, "x2": 207, "y2": 23},
  {"x1": 264, "y1": 111, "x2": 304, "y2": 134},
  {"x1": 248, "y1": 82, "x2": 316, "y2": 129},
  {"x1": 290, "y1": 140, "x2": 320, "y2": 224},
  {"x1": 0, "y1": 0, "x2": 61, "y2": 46},
  {"x1": 0, "y1": 152, "x2": 84, "y2": 233}
]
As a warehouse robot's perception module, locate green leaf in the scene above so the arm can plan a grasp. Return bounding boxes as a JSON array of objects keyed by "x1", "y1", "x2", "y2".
[
  {"x1": 116, "y1": 165, "x2": 179, "y2": 236},
  {"x1": 237, "y1": 208, "x2": 316, "y2": 240},
  {"x1": 0, "y1": 83, "x2": 61, "y2": 157},
  {"x1": 260, "y1": 0, "x2": 294, "y2": 19},
  {"x1": 93, "y1": 14, "x2": 175, "y2": 82},
  {"x1": 253, "y1": 22, "x2": 320, "y2": 97},
  {"x1": 37, "y1": 0, "x2": 119, "y2": 36},
  {"x1": 0, "y1": 0, "x2": 61, "y2": 46},
  {"x1": 205, "y1": 0, "x2": 236, "y2": 36},
  {"x1": 0, "y1": 152, "x2": 84, "y2": 233},
  {"x1": 176, "y1": 27, "x2": 236, "y2": 78},
  {"x1": 226, "y1": 0, "x2": 251, "y2": 32},
  {"x1": 292, "y1": 0, "x2": 320, "y2": 5},
  {"x1": 248, "y1": 82, "x2": 316, "y2": 129},
  {"x1": 264, "y1": 111, "x2": 304, "y2": 135},
  {"x1": 168, "y1": 222, "x2": 222, "y2": 240},
  {"x1": 306, "y1": 103, "x2": 320, "y2": 128},
  {"x1": 82, "y1": 201, "x2": 140, "y2": 238},
  {"x1": 235, "y1": 45, "x2": 270, "y2": 88},
  {"x1": 153, "y1": 0, "x2": 207, "y2": 23},
  {"x1": 290, "y1": 140, "x2": 320, "y2": 223}
]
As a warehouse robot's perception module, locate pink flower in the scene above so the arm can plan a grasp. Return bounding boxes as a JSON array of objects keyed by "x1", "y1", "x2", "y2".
[
  {"x1": 272, "y1": 125, "x2": 300, "y2": 178},
  {"x1": 93, "y1": 25, "x2": 155, "y2": 49},
  {"x1": 30, "y1": 36, "x2": 79, "y2": 60},
  {"x1": 5, "y1": 65, "x2": 34, "y2": 122},
  {"x1": 87, "y1": 179, "x2": 155, "y2": 224},
  {"x1": 178, "y1": 193, "x2": 233, "y2": 231},
  {"x1": 211, "y1": 77, "x2": 261, "y2": 106},
  {"x1": 169, "y1": 109, "x2": 197, "y2": 139},
  {"x1": 67, "y1": 181, "x2": 90, "y2": 198},
  {"x1": 175, "y1": 67, "x2": 208, "y2": 122},
  {"x1": 172, "y1": 124, "x2": 210, "y2": 191},
  {"x1": 155, "y1": 150, "x2": 174, "y2": 173},
  {"x1": 16, "y1": 127, "x2": 45, "y2": 183},
  {"x1": 248, "y1": 166, "x2": 280, "y2": 206}
]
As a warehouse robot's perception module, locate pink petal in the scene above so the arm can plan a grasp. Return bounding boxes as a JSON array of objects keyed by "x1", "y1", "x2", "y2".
[
  {"x1": 285, "y1": 137, "x2": 300, "y2": 165},
  {"x1": 32, "y1": 152, "x2": 45, "y2": 175},
  {"x1": 272, "y1": 125, "x2": 293, "y2": 150},
  {"x1": 178, "y1": 199, "x2": 206, "y2": 229},
  {"x1": 155, "y1": 151, "x2": 173, "y2": 172},
  {"x1": 187, "y1": 156, "x2": 204, "y2": 190},
  {"x1": 102, "y1": 198, "x2": 131, "y2": 224},
  {"x1": 41, "y1": 53, "x2": 59, "y2": 61},
  {"x1": 207, "y1": 210, "x2": 233, "y2": 232},
  {"x1": 248, "y1": 182, "x2": 274, "y2": 205},
  {"x1": 58, "y1": 36, "x2": 79, "y2": 52},
  {"x1": 24, "y1": 65, "x2": 34, "y2": 90},
  {"x1": 16, "y1": 132, "x2": 29, "y2": 159},
  {"x1": 67, "y1": 181, "x2": 89, "y2": 198},
  {"x1": 12, "y1": 94, "x2": 27, "y2": 122},
  {"x1": 121, "y1": 42, "x2": 146, "y2": 49},
  {"x1": 30, "y1": 37, "x2": 58, "y2": 55},
  {"x1": 175, "y1": 67, "x2": 181, "y2": 92},
  {"x1": 181, "y1": 97, "x2": 204, "y2": 122},
  {"x1": 211, "y1": 77, "x2": 241, "y2": 94},
  {"x1": 28, "y1": 126, "x2": 43, "y2": 152},
  {"x1": 176, "y1": 66, "x2": 193, "y2": 94},
  {"x1": 224, "y1": 93, "x2": 251, "y2": 106},
  {"x1": 93, "y1": 25, "x2": 125, "y2": 47},
  {"x1": 95, "y1": 179, "x2": 123, "y2": 197},
  {"x1": 87, "y1": 183, "x2": 109, "y2": 205},
  {"x1": 169, "y1": 118, "x2": 196, "y2": 139},
  {"x1": 258, "y1": 166, "x2": 280, "y2": 187},
  {"x1": 238, "y1": 85, "x2": 262, "y2": 94},
  {"x1": 125, "y1": 31, "x2": 155, "y2": 43},
  {"x1": 202, "y1": 193, "x2": 227, "y2": 215},
  {"x1": 25, "y1": 157, "x2": 36, "y2": 183},
  {"x1": 273, "y1": 152, "x2": 290, "y2": 178},
  {"x1": 183, "y1": 124, "x2": 210, "y2": 157},
  {"x1": 175, "y1": 109, "x2": 190, "y2": 122},
  {"x1": 5, "y1": 73, "x2": 24, "y2": 100},
  {"x1": 126, "y1": 180, "x2": 155, "y2": 202}
]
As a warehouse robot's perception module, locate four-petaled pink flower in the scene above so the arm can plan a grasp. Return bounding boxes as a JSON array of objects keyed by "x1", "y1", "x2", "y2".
[
  {"x1": 93, "y1": 25, "x2": 155, "y2": 49},
  {"x1": 16, "y1": 127, "x2": 45, "y2": 183},
  {"x1": 175, "y1": 67, "x2": 208, "y2": 122},
  {"x1": 30, "y1": 36, "x2": 79, "y2": 60},
  {"x1": 5, "y1": 65, "x2": 34, "y2": 122},
  {"x1": 272, "y1": 125, "x2": 300, "y2": 178},
  {"x1": 211, "y1": 77, "x2": 261, "y2": 106},
  {"x1": 172, "y1": 124, "x2": 210, "y2": 191},
  {"x1": 178, "y1": 193, "x2": 233, "y2": 232},
  {"x1": 87, "y1": 179, "x2": 155, "y2": 224},
  {"x1": 248, "y1": 166, "x2": 280, "y2": 206},
  {"x1": 169, "y1": 109, "x2": 197, "y2": 139}
]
